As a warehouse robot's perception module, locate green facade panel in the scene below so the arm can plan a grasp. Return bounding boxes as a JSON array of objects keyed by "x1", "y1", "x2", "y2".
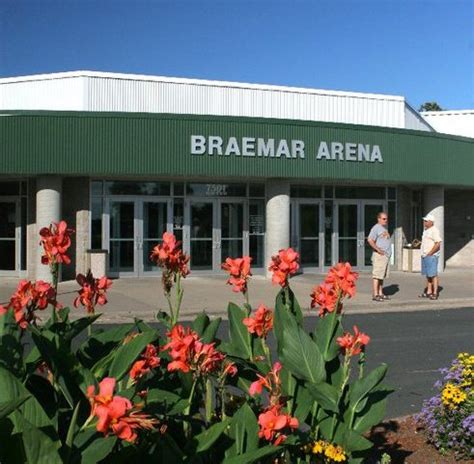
[{"x1": 0, "y1": 111, "x2": 473, "y2": 186}]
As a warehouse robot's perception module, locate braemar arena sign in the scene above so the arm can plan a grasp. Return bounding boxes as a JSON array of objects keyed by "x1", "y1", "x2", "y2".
[{"x1": 190, "y1": 135, "x2": 383, "y2": 163}]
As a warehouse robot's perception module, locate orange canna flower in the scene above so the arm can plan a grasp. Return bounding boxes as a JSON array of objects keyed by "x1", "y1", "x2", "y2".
[
  {"x1": 162, "y1": 324, "x2": 225, "y2": 376},
  {"x1": 243, "y1": 304, "x2": 273, "y2": 338},
  {"x1": 268, "y1": 248, "x2": 299, "y2": 287},
  {"x1": 74, "y1": 270, "x2": 113, "y2": 314},
  {"x1": 221, "y1": 256, "x2": 252, "y2": 294},
  {"x1": 310, "y1": 282, "x2": 341, "y2": 317},
  {"x1": 39, "y1": 220, "x2": 74, "y2": 266},
  {"x1": 257, "y1": 404, "x2": 299, "y2": 445},
  {"x1": 325, "y1": 262, "x2": 359, "y2": 299},
  {"x1": 150, "y1": 232, "x2": 190, "y2": 279},
  {"x1": 249, "y1": 362, "x2": 282, "y2": 405},
  {"x1": 3, "y1": 280, "x2": 60, "y2": 328},
  {"x1": 336, "y1": 325, "x2": 370, "y2": 356},
  {"x1": 87, "y1": 377, "x2": 157, "y2": 443},
  {"x1": 130, "y1": 344, "x2": 161, "y2": 382}
]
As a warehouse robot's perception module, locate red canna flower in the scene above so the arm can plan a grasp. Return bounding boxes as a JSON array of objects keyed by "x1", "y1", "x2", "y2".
[
  {"x1": 4, "y1": 280, "x2": 60, "y2": 328},
  {"x1": 74, "y1": 270, "x2": 113, "y2": 314},
  {"x1": 257, "y1": 404, "x2": 299, "y2": 445},
  {"x1": 150, "y1": 232, "x2": 190, "y2": 287},
  {"x1": 221, "y1": 361, "x2": 238, "y2": 378},
  {"x1": 310, "y1": 282, "x2": 341, "y2": 317},
  {"x1": 268, "y1": 248, "x2": 299, "y2": 287},
  {"x1": 221, "y1": 256, "x2": 252, "y2": 294},
  {"x1": 162, "y1": 324, "x2": 225, "y2": 376},
  {"x1": 336, "y1": 325, "x2": 370, "y2": 356},
  {"x1": 39, "y1": 220, "x2": 74, "y2": 266},
  {"x1": 325, "y1": 262, "x2": 359, "y2": 299},
  {"x1": 243, "y1": 304, "x2": 273, "y2": 338},
  {"x1": 249, "y1": 362, "x2": 282, "y2": 406},
  {"x1": 130, "y1": 344, "x2": 161, "y2": 382},
  {"x1": 87, "y1": 377, "x2": 157, "y2": 442}
]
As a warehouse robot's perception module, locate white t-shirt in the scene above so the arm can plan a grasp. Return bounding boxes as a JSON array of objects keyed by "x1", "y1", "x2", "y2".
[{"x1": 421, "y1": 226, "x2": 442, "y2": 257}]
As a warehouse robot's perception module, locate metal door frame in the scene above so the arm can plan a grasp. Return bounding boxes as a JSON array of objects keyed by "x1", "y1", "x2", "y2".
[
  {"x1": 333, "y1": 199, "x2": 387, "y2": 269},
  {"x1": 104, "y1": 196, "x2": 172, "y2": 277},
  {"x1": 0, "y1": 197, "x2": 21, "y2": 276},
  {"x1": 291, "y1": 199, "x2": 323, "y2": 271},
  {"x1": 184, "y1": 197, "x2": 248, "y2": 272}
]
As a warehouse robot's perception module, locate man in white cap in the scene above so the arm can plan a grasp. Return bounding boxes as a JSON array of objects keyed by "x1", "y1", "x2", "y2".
[{"x1": 420, "y1": 213, "x2": 442, "y2": 300}]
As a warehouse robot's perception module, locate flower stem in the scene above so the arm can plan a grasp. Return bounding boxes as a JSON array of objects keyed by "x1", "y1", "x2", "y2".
[
  {"x1": 205, "y1": 377, "x2": 213, "y2": 424},
  {"x1": 183, "y1": 378, "x2": 198, "y2": 438}
]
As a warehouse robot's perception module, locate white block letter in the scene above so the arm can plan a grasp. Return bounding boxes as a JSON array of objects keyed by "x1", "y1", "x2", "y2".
[
  {"x1": 191, "y1": 135, "x2": 206, "y2": 155},
  {"x1": 291, "y1": 140, "x2": 305, "y2": 159},
  {"x1": 371, "y1": 145, "x2": 383, "y2": 163},
  {"x1": 331, "y1": 142, "x2": 344, "y2": 160},
  {"x1": 208, "y1": 136, "x2": 223, "y2": 155},
  {"x1": 345, "y1": 143, "x2": 357, "y2": 161},
  {"x1": 316, "y1": 141, "x2": 331, "y2": 160},
  {"x1": 276, "y1": 139, "x2": 291, "y2": 158},
  {"x1": 242, "y1": 137, "x2": 256, "y2": 156},
  {"x1": 257, "y1": 138, "x2": 275, "y2": 157},
  {"x1": 225, "y1": 137, "x2": 241, "y2": 156},
  {"x1": 358, "y1": 144, "x2": 370, "y2": 161}
]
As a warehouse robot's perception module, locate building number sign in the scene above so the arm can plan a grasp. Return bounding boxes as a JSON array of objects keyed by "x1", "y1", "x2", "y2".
[{"x1": 206, "y1": 184, "x2": 228, "y2": 196}]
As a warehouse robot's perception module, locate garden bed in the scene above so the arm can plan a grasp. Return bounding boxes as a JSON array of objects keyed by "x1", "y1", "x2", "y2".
[{"x1": 368, "y1": 415, "x2": 473, "y2": 463}]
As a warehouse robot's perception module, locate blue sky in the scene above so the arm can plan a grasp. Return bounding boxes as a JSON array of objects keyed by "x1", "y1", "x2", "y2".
[{"x1": 1, "y1": 0, "x2": 473, "y2": 110}]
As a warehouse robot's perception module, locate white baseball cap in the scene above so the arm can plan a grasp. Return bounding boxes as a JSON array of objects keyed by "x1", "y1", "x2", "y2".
[{"x1": 422, "y1": 213, "x2": 435, "y2": 222}]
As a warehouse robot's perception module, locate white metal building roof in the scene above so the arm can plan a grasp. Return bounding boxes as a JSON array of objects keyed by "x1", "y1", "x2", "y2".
[
  {"x1": 0, "y1": 70, "x2": 433, "y2": 131},
  {"x1": 420, "y1": 110, "x2": 474, "y2": 138}
]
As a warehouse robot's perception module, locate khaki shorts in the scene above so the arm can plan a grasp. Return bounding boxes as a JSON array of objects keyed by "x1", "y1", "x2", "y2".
[{"x1": 372, "y1": 252, "x2": 390, "y2": 280}]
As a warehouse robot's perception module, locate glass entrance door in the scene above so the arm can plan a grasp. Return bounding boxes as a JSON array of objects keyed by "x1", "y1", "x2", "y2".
[
  {"x1": 334, "y1": 200, "x2": 387, "y2": 268},
  {"x1": 109, "y1": 200, "x2": 136, "y2": 275},
  {"x1": 336, "y1": 202, "x2": 359, "y2": 267},
  {"x1": 140, "y1": 200, "x2": 170, "y2": 274},
  {"x1": 292, "y1": 201, "x2": 322, "y2": 269},
  {"x1": 0, "y1": 200, "x2": 18, "y2": 274},
  {"x1": 107, "y1": 198, "x2": 171, "y2": 276},
  {"x1": 189, "y1": 201, "x2": 215, "y2": 270},
  {"x1": 185, "y1": 199, "x2": 247, "y2": 272},
  {"x1": 220, "y1": 201, "x2": 244, "y2": 263}
]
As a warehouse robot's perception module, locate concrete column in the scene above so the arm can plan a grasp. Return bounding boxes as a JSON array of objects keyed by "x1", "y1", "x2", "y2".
[
  {"x1": 36, "y1": 176, "x2": 62, "y2": 282},
  {"x1": 423, "y1": 186, "x2": 445, "y2": 273},
  {"x1": 265, "y1": 180, "x2": 290, "y2": 278},
  {"x1": 62, "y1": 177, "x2": 90, "y2": 280}
]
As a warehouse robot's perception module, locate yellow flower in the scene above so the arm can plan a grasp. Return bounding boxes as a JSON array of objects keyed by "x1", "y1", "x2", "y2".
[
  {"x1": 312, "y1": 439, "x2": 326, "y2": 454},
  {"x1": 324, "y1": 443, "x2": 347, "y2": 462},
  {"x1": 442, "y1": 383, "x2": 467, "y2": 408}
]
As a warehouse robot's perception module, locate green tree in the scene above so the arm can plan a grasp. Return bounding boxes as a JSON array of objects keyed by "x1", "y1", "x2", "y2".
[{"x1": 419, "y1": 101, "x2": 444, "y2": 112}]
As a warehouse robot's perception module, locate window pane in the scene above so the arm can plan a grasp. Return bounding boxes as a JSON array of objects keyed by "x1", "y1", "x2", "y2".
[
  {"x1": 338, "y1": 205, "x2": 357, "y2": 237},
  {"x1": 174, "y1": 182, "x2": 185, "y2": 196},
  {"x1": 222, "y1": 239, "x2": 243, "y2": 260},
  {"x1": 0, "y1": 241, "x2": 15, "y2": 270},
  {"x1": 221, "y1": 203, "x2": 243, "y2": 239},
  {"x1": 0, "y1": 182, "x2": 19, "y2": 196},
  {"x1": 0, "y1": 202, "x2": 16, "y2": 238},
  {"x1": 324, "y1": 201, "x2": 333, "y2": 266},
  {"x1": 91, "y1": 197, "x2": 103, "y2": 249},
  {"x1": 109, "y1": 241, "x2": 134, "y2": 272},
  {"x1": 249, "y1": 184, "x2": 265, "y2": 197},
  {"x1": 335, "y1": 187, "x2": 385, "y2": 199},
  {"x1": 110, "y1": 202, "x2": 134, "y2": 239},
  {"x1": 91, "y1": 181, "x2": 103, "y2": 196},
  {"x1": 300, "y1": 204, "x2": 319, "y2": 237},
  {"x1": 291, "y1": 185, "x2": 321, "y2": 198},
  {"x1": 300, "y1": 239, "x2": 318, "y2": 266},
  {"x1": 249, "y1": 235, "x2": 264, "y2": 267},
  {"x1": 106, "y1": 181, "x2": 170, "y2": 196},
  {"x1": 249, "y1": 201, "x2": 265, "y2": 234}
]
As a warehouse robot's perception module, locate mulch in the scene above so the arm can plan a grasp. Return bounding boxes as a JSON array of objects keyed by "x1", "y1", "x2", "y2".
[{"x1": 367, "y1": 415, "x2": 474, "y2": 463}]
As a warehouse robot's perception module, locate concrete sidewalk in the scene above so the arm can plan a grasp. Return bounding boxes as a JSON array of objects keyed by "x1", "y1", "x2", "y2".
[{"x1": 1, "y1": 268, "x2": 473, "y2": 323}]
